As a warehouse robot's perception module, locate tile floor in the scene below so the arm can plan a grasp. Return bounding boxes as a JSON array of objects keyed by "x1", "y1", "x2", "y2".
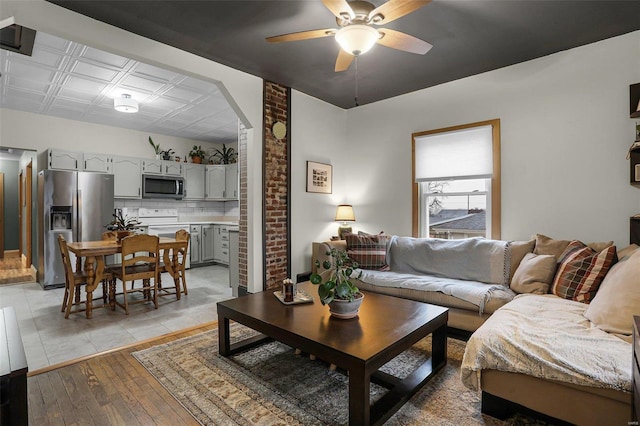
[{"x1": 0, "y1": 265, "x2": 233, "y2": 371}]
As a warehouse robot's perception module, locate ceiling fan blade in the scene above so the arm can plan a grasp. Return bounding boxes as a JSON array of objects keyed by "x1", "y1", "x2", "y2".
[
  {"x1": 266, "y1": 29, "x2": 335, "y2": 43},
  {"x1": 322, "y1": 0, "x2": 355, "y2": 20},
  {"x1": 335, "y1": 49, "x2": 355, "y2": 72},
  {"x1": 377, "y1": 29, "x2": 432, "y2": 55},
  {"x1": 368, "y1": 0, "x2": 431, "y2": 25}
]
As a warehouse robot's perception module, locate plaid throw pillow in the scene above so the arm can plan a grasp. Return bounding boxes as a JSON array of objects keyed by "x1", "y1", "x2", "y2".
[
  {"x1": 551, "y1": 240, "x2": 617, "y2": 303},
  {"x1": 345, "y1": 232, "x2": 389, "y2": 270}
]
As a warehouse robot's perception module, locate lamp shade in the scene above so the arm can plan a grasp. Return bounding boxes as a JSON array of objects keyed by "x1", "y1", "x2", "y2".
[
  {"x1": 335, "y1": 25, "x2": 379, "y2": 56},
  {"x1": 114, "y1": 94, "x2": 138, "y2": 113},
  {"x1": 335, "y1": 204, "x2": 356, "y2": 222}
]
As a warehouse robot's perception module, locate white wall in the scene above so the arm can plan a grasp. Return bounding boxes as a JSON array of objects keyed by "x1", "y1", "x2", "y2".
[
  {"x1": 290, "y1": 91, "x2": 347, "y2": 277},
  {"x1": 1, "y1": 109, "x2": 232, "y2": 161},
  {"x1": 343, "y1": 31, "x2": 640, "y2": 249}
]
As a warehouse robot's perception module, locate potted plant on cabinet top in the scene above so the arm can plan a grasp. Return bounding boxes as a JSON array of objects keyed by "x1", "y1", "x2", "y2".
[
  {"x1": 310, "y1": 248, "x2": 364, "y2": 319},
  {"x1": 160, "y1": 148, "x2": 175, "y2": 161},
  {"x1": 148, "y1": 136, "x2": 162, "y2": 159},
  {"x1": 189, "y1": 145, "x2": 206, "y2": 164},
  {"x1": 210, "y1": 144, "x2": 238, "y2": 164}
]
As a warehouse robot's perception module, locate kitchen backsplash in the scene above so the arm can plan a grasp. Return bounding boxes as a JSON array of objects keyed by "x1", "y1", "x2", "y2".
[{"x1": 114, "y1": 199, "x2": 239, "y2": 220}]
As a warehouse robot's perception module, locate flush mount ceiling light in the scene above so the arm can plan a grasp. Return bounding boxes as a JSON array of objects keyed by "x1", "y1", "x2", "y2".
[
  {"x1": 335, "y1": 25, "x2": 380, "y2": 56},
  {"x1": 114, "y1": 93, "x2": 138, "y2": 113}
]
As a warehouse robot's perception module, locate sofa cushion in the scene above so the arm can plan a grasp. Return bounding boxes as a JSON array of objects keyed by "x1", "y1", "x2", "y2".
[
  {"x1": 584, "y1": 249, "x2": 640, "y2": 335},
  {"x1": 344, "y1": 232, "x2": 389, "y2": 270},
  {"x1": 551, "y1": 241, "x2": 617, "y2": 303},
  {"x1": 510, "y1": 253, "x2": 557, "y2": 294},
  {"x1": 508, "y1": 239, "x2": 536, "y2": 282}
]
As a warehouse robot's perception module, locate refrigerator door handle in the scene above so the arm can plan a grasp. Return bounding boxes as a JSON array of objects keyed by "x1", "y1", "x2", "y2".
[{"x1": 77, "y1": 189, "x2": 82, "y2": 241}]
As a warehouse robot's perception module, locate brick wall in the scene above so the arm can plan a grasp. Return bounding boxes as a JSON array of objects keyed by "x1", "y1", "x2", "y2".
[
  {"x1": 238, "y1": 121, "x2": 248, "y2": 291},
  {"x1": 263, "y1": 81, "x2": 291, "y2": 290}
]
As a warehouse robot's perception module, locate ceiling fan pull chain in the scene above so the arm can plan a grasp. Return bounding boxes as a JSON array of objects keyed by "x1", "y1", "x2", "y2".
[{"x1": 354, "y1": 56, "x2": 359, "y2": 107}]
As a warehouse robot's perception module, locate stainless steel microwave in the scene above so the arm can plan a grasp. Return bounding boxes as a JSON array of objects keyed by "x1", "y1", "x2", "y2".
[{"x1": 142, "y1": 174, "x2": 185, "y2": 199}]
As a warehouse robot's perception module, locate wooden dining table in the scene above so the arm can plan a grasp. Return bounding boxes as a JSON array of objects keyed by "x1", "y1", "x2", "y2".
[{"x1": 66, "y1": 237, "x2": 187, "y2": 319}]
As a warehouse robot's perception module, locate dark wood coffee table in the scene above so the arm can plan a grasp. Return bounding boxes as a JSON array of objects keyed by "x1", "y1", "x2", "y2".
[{"x1": 217, "y1": 282, "x2": 448, "y2": 426}]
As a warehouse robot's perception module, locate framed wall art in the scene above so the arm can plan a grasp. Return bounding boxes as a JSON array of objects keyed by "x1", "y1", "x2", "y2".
[{"x1": 306, "y1": 161, "x2": 332, "y2": 194}]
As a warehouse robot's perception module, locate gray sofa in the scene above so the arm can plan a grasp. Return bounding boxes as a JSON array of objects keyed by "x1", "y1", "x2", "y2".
[
  {"x1": 311, "y1": 235, "x2": 637, "y2": 425},
  {"x1": 311, "y1": 236, "x2": 521, "y2": 332}
]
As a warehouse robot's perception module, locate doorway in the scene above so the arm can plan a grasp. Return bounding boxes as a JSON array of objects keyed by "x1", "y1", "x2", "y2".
[{"x1": 0, "y1": 149, "x2": 36, "y2": 284}]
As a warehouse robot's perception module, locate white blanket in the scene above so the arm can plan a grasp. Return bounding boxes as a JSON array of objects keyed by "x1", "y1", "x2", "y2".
[
  {"x1": 357, "y1": 269, "x2": 515, "y2": 314},
  {"x1": 461, "y1": 294, "x2": 632, "y2": 392}
]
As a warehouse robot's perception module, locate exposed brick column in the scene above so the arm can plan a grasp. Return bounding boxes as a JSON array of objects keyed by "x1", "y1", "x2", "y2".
[
  {"x1": 263, "y1": 81, "x2": 291, "y2": 290},
  {"x1": 238, "y1": 122, "x2": 248, "y2": 292}
]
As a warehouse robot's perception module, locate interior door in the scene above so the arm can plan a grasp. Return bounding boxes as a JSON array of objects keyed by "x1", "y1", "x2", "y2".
[{"x1": 25, "y1": 161, "x2": 32, "y2": 267}]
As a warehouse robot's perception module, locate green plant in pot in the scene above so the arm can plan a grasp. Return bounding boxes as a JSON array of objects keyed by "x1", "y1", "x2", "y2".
[
  {"x1": 210, "y1": 144, "x2": 237, "y2": 164},
  {"x1": 189, "y1": 145, "x2": 206, "y2": 164},
  {"x1": 148, "y1": 136, "x2": 162, "y2": 159},
  {"x1": 105, "y1": 211, "x2": 141, "y2": 241},
  {"x1": 160, "y1": 148, "x2": 175, "y2": 161},
  {"x1": 310, "y1": 248, "x2": 364, "y2": 319}
]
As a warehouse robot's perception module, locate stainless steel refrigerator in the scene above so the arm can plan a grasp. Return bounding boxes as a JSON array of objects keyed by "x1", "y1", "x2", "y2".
[{"x1": 38, "y1": 170, "x2": 114, "y2": 289}]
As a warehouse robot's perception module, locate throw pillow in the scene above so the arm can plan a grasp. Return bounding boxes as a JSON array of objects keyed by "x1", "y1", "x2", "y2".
[
  {"x1": 551, "y1": 241, "x2": 617, "y2": 303},
  {"x1": 617, "y1": 244, "x2": 639, "y2": 260},
  {"x1": 533, "y1": 233, "x2": 614, "y2": 260},
  {"x1": 533, "y1": 234, "x2": 571, "y2": 259},
  {"x1": 508, "y1": 239, "x2": 536, "y2": 282},
  {"x1": 344, "y1": 232, "x2": 389, "y2": 270},
  {"x1": 584, "y1": 249, "x2": 640, "y2": 335},
  {"x1": 510, "y1": 253, "x2": 557, "y2": 294}
]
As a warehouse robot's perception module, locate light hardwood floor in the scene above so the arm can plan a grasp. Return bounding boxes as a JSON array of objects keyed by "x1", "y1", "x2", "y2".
[
  {"x1": 28, "y1": 322, "x2": 217, "y2": 425},
  {"x1": 0, "y1": 252, "x2": 36, "y2": 285}
]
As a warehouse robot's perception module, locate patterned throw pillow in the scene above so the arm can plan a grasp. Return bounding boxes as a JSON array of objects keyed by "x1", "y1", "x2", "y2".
[
  {"x1": 345, "y1": 232, "x2": 389, "y2": 270},
  {"x1": 551, "y1": 240, "x2": 617, "y2": 303}
]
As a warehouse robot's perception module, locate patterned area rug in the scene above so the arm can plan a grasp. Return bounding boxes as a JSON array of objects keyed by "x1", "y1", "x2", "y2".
[{"x1": 133, "y1": 323, "x2": 543, "y2": 425}]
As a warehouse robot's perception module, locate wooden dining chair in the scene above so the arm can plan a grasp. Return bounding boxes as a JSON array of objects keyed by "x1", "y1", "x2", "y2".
[
  {"x1": 57, "y1": 235, "x2": 90, "y2": 318},
  {"x1": 111, "y1": 234, "x2": 159, "y2": 315},
  {"x1": 101, "y1": 231, "x2": 123, "y2": 305},
  {"x1": 157, "y1": 229, "x2": 190, "y2": 300}
]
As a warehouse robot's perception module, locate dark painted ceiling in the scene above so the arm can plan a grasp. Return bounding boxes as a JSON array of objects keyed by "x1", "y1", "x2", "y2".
[{"x1": 47, "y1": 1, "x2": 640, "y2": 109}]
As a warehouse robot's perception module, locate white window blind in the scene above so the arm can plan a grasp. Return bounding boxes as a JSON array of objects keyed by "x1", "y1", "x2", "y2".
[{"x1": 414, "y1": 125, "x2": 493, "y2": 182}]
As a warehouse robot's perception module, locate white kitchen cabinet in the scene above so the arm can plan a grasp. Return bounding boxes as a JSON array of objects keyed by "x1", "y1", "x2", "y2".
[
  {"x1": 163, "y1": 161, "x2": 182, "y2": 176},
  {"x1": 205, "y1": 165, "x2": 226, "y2": 200},
  {"x1": 83, "y1": 153, "x2": 111, "y2": 173},
  {"x1": 189, "y1": 225, "x2": 202, "y2": 264},
  {"x1": 214, "y1": 225, "x2": 230, "y2": 264},
  {"x1": 224, "y1": 164, "x2": 238, "y2": 200},
  {"x1": 112, "y1": 156, "x2": 141, "y2": 198},
  {"x1": 141, "y1": 159, "x2": 163, "y2": 174},
  {"x1": 202, "y1": 224, "x2": 215, "y2": 262},
  {"x1": 184, "y1": 164, "x2": 206, "y2": 200},
  {"x1": 47, "y1": 149, "x2": 81, "y2": 171}
]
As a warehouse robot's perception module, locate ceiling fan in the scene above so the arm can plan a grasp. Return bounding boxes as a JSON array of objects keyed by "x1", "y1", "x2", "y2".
[{"x1": 266, "y1": 0, "x2": 433, "y2": 72}]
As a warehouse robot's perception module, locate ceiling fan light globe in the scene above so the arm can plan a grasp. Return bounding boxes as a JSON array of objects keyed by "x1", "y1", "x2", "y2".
[{"x1": 335, "y1": 25, "x2": 379, "y2": 56}]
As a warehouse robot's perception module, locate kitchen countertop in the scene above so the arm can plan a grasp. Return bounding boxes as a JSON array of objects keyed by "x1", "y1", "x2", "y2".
[{"x1": 142, "y1": 221, "x2": 238, "y2": 227}]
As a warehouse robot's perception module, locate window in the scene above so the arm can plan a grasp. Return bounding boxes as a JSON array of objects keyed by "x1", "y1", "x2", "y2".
[{"x1": 412, "y1": 120, "x2": 501, "y2": 239}]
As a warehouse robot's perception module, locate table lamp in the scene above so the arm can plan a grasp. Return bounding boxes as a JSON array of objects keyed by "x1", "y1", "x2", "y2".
[{"x1": 335, "y1": 204, "x2": 355, "y2": 239}]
